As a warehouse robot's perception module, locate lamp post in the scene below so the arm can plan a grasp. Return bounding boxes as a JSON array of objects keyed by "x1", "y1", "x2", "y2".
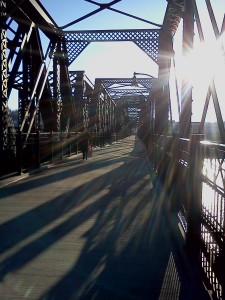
[
  {"x1": 133, "y1": 71, "x2": 153, "y2": 77},
  {"x1": 131, "y1": 71, "x2": 153, "y2": 88}
]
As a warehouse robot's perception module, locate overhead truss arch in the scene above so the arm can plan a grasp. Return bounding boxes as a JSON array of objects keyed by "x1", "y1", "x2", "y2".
[
  {"x1": 93, "y1": 77, "x2": 153, "y2": 122},
  {"x1": 95, "y1": 77, "x2": 153, "y2": 100},
  {"x1": 64, "y1": 29, "x2": 160, "y2": 65}
]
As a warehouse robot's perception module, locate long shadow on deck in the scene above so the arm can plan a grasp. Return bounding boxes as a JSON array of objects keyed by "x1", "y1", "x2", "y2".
[
  {"x1": 0, "y1": 139, "x2": 141, "y2": 254},
  {"x1": 0, "y1": 137, "x2": 209, "y2": 300}
]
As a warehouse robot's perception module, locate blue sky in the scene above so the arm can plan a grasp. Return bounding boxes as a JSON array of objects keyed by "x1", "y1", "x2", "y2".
[{"x1": 41, "y1": 0, "x2": 166, "y2": 30}]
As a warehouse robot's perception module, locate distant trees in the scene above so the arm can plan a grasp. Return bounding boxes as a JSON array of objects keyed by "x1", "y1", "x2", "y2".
[{"x1": 10, "y1": 109, "x2": 18, "y2": 127}]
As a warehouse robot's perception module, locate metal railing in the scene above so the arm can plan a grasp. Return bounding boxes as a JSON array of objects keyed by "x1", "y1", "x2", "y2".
[
  {"x1": 0, "y1": 131, "x2": 123, "y2": 179},
  {"x1": 147, "y1": 134, "x2": 225, "y2": 300},
  {"x1": 201, "y1": 141, "x2": 225, "y2": 300}
]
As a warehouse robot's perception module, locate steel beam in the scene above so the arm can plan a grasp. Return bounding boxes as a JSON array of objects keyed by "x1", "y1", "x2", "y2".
[
  {"x1": 64, "y1": 29, "x2": 160, "y2": 64},
  {"x1": 180, "y1": 0, "x2": 194, "y2": 138},
  {"x1": 7, "y1": 0, "x2": 61, "y2": 39},
  {"x1": 0, "y1": 0, "x2": 8, "y2": 151},
  {"x1": 154, "y1": 28, "x2": 173, "y2": 135}
]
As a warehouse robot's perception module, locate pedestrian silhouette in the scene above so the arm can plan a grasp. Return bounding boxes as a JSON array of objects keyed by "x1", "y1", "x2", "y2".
[{"x1": 79, "y1": 131, "x2": 91, "y2": 160}]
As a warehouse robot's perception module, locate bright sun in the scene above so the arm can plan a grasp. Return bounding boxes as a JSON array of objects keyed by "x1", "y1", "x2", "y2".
[
  {"x1": 171, "y1": 32, "x2": 225, "y2": 122},
  {"x1": 180, "y1": 38, "x2": 224, "y2": 88}
]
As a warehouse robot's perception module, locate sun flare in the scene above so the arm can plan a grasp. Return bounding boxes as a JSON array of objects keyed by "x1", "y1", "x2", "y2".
[{"x1": 178, "y1": 38, "x2": 225, "y2": 87}]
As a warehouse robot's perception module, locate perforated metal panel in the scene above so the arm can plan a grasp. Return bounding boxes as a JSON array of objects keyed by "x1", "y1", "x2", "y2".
[{"x1": 64, "y1": 29, "x2": 160, "y2": 65}]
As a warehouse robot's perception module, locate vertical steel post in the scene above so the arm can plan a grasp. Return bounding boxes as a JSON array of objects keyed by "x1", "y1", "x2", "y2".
[
  {"x1": 76, "y1": 131, "x2": 78, "y2": 154},
  {"x1": 180, "y1": 0, "x2": 194, "y2": 138},
  {"x1": 68, "y1": 131, "x2": 71, "y2": 157},
  {"x1": 61, "y1": 132, "x2": 63, "y2": 159},
  {"x1": 154, "y1": 29, "x2": 173, "y2": 135},
  {"x1": 53, "y1": 45, "x2": 61, "y2": 132},
  {"x1": 186, "y1": 134, "x2": 204, "y2": 260},
  {"x1": 51, "y1": 131, "x2": 54, "y2": 162},
  {"x1": 0, "y1": 1, "x2": 8, "y2": 161},
  {"x1": 74, "y1": 71, "x2": 85, "y2": 132},
  {"x1": 60, "y1": 39, "x2": 73, "y2": 132},
  {"x1": 16, "y1": 130, "x2": 22, "y2": 175},
  {"x1": 35, "y1": 131, "x2": 40, "y2": 168}
]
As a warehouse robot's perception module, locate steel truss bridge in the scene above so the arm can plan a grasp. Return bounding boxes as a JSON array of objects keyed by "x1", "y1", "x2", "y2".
[{"x1": 1, "y1": 0, "x2": 225, "y2": 299}]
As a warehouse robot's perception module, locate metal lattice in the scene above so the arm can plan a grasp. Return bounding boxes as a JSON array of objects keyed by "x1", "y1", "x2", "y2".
[
  {"x1": 100, "y1": 78, "x2": 153, "y2": 90},
  {"x1": 95, "y1": 77, "x2": 153, "y2": 100},
  {"x1": 64, "y1": 29, "x2": 160, "y2": 65},
  {"x1": 0, "y1": 0, "x2": 8, "y2": 149}
]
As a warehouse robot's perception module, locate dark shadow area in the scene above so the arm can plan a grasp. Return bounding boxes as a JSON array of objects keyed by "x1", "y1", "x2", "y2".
[{"x1": 0, "y1": 136, "x2": 210, "y2": 300}]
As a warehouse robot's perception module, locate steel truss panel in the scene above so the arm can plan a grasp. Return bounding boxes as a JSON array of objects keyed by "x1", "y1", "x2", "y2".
[
  {"x1": 94, "y1": 77, "x2": 150, "y2": 123},
  {"x1": 95, "y1": 77, "x2": 153, "y2": 100},
  {"x1": 64, "y1": 29, "x2": 160, "y2": 65},
  {"x1": 121, "y1": 98, "x2": 144, "y2": 105},
  {"x1": 48, "y1": 70, "x2": 95, "y2": 131},
  {"x1": 108, "y1": 90, "x2": 150, "y2": 97},
  {"x1": 95, "y1": 76, "x2": 150, "y2": 123},
  {"x1": 0, "y1": 0, "x2": 8, "y2": 150},
  {"x1": 99, "y1": 78, "x2": 153, "y2": 90}
]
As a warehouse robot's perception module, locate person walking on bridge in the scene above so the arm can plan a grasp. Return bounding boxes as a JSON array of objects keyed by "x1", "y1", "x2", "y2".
[{"x1": 79, "y1": 130, "x2": 91, "y2": 160}]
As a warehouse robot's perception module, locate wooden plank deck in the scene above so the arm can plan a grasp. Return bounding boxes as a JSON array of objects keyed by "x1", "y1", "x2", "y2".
[{"x1": 0, "y1": 136, "x2": 210, "y2": 299}]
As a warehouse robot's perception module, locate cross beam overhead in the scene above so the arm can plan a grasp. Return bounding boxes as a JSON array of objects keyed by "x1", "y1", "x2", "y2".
[{"x1": 64, "y1": 29, "x2": 160, "y2": 64}]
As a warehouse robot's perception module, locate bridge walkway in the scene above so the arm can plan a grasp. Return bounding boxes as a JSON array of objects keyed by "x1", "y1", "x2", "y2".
[{"x1": 0, "y1": 136, "x2": 210, "y2": 300}]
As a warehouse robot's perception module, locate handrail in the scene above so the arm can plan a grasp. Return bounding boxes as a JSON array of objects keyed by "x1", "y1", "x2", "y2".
[{"x1": 145, "y1": 133, "x2": 225, "y2": 300}]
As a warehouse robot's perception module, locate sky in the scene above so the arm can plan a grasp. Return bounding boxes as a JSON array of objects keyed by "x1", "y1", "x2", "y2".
[
  {"x1": 40, "y1": 0, "x2": 166, "y2": 30},
  {"x1": 9, "y1": 0, "x2": 225, "y2": 123}
]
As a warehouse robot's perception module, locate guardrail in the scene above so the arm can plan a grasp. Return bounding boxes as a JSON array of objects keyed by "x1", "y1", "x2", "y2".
[
  {"x1": 146, "y1": 134, "x2": 225, "y2": 300},
  {"x1": 0, "y1": 131, "x2": 124, "y2": 178}
]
